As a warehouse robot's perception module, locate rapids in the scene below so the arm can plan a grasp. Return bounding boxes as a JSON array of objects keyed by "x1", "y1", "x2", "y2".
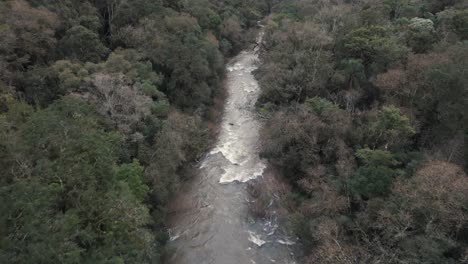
[{"x1": 166, "y1": 33, "x2": 297, "y2": 264}]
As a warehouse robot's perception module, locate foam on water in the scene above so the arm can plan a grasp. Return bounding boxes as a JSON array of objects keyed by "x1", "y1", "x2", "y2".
[
  {"x1": 248, "y1": 231, "x2": 267, "y2": 247},
  {"x1": 277, "y1": 239, "x2": 296, "y2": 246},
  {"x1": 205, "y1": 50, "x2": 267, "y2": 184},
  {"x1": 167, "y1": 32, "x2": 298, "y2": 264}
]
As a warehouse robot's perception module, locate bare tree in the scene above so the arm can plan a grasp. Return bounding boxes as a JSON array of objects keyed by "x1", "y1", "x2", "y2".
[
  {"x1": 91, "y1": 73, "x2": 152, "y2": 133},
  {"x1": 392, "y1": 160, "x2": 468, "y2": 234}
]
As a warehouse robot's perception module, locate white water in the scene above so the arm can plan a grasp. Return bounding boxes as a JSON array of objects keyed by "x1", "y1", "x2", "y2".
[
  {"x1": 204, "y1": 34, "x2": 267, "y2": 184},
  {"x1": 167, "y1": 33, "x2": 296, "y2": 264}
]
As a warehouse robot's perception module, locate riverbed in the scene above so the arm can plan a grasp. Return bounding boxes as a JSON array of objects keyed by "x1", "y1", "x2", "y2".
[{"x1": 166, "y1": 35, "x2": 297, "y2": 264}]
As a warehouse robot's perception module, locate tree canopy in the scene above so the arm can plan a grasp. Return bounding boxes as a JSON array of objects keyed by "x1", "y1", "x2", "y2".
[
  {"x1": 0, "y1": 0, "x2": 271, "y2": 262},
  {"x1": 257, "y1": 0, "x2": 468, "y2": 263}
]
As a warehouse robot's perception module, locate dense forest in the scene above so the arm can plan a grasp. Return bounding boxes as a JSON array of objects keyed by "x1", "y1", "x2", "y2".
[
  {"x1": 0, "y1": 0, "x2": 467, "y2": 263},
  {"x1": 256, "y1": 0, "x2": 468, "y2": 263},
  {"x1": 0, "y1": 0, "x2": 275, "y2": 262}
]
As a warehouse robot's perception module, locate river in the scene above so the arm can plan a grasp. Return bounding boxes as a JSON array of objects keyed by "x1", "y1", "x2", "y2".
[{"x1": 166, "y1": 33, "x2": 297, "y2": 264}]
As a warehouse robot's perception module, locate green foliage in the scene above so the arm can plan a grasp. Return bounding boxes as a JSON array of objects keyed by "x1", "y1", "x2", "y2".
[
  {"x1": 146, "y1": 112, "x2": 208, "y2": 204},
  {"x1": 383, "y1": 0, "x2": 419, "y2": 19},
  {"x1": 452, "y1": 9, "x2": 468, "y2": 40},
  {"x1": 151, "y1": 100, "x2": 171, "y2": 118},
  {"x1": 261, "y1": 108, "x2": 321, "y2": 179},
  {"x1": 257, "y1": 2, "x2": 467, "y2": 263},
  {"x1": 0, "y1": 0, "x2": 58, "y2": 65},
  {"x1": 50, "y1": 60, "x2": 91, "y2": 92},
  {"x1": 4, "y1": 99, "x2": 34, "y2": 124},
  {"x1": 342, "y1": 26, "x2": 388, "y2": 60},
  {"x1": 342, "y1": 59, "x2": 366, "y2": 80},
  {"x1": 422, "y1": 43, "x2": 468, "y2": 140},
  {"x1": 349, "y1": 165, "x2": 395, "y2": 197},
  {"x1": 274, "y1": 3, "x2": 302, "y2": 22},
  {"x1": 95, "y1": 49, "x2": 163, "y2": 97},
  {"x1": 376, "y1": 106, "x2": 414, "y2": 135},
  {"x1": 257, "y1": 22, "x2": 334, "y2": 105},
  {"x1": 59, "y1": 25, "x2": 110, "y2": 62},
  {"x1": 305, "y1": 97, "x2": 339, "y2": 115},
  {"x1": 3, "y1": 0, "x2": 466, "y2": 263},
  {"x1": 219, "y1": 38, "x2": 233, "y2": 55},
  {"x1": 140, "y1": 82, "x2": 166, "y2": 99},
  {"x1": 19, "y1": 66, "x2": 63, "y2": 107},
  {"x1": 108, "y1": 0, "x2": 164, "y2": 31},
  {"x1": 26, "y1": 0, "x2": 101, "y2": 32},
  {"x1": 184, "y1": 0, "x2": 222, "y2": 32},
  {"x1": 356, "y1": 148, "x2": 396, "y2": 167},
  {"x1": 121, "y1": 14, "x2": 224, "y2": 110},
  {"x1": 220, "y1": 16, "x2": 244, "y2": 56},
  {"x1": 0, "y1": 0, "x2": 267, "y2": 262},
  {"x1": 406, "y1": 17, "x2": 437, "y2": 53},
  {"x1": 261, "y1": 104, "x2": 353, "y2": 183},
  {"x1": 0, "y1": 97, "x2": 159, "y2": 263},
  {"x1": 342, "y1": 25, "x2": 409, "y2": 72},
  {"x1": 79, "y1": 14, "x2": 102, "y2": 32},
  {"x1": 116, "y1": 160, "x2": 149, "y2": 202},
  {"x1": 367, "y1": 106, "x2": 415, "y2": 150}
]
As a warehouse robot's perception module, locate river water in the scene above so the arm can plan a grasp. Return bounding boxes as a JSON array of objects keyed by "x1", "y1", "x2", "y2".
[{"x1": 166, "y1": 35, "x2": 297, "y2": 264}]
